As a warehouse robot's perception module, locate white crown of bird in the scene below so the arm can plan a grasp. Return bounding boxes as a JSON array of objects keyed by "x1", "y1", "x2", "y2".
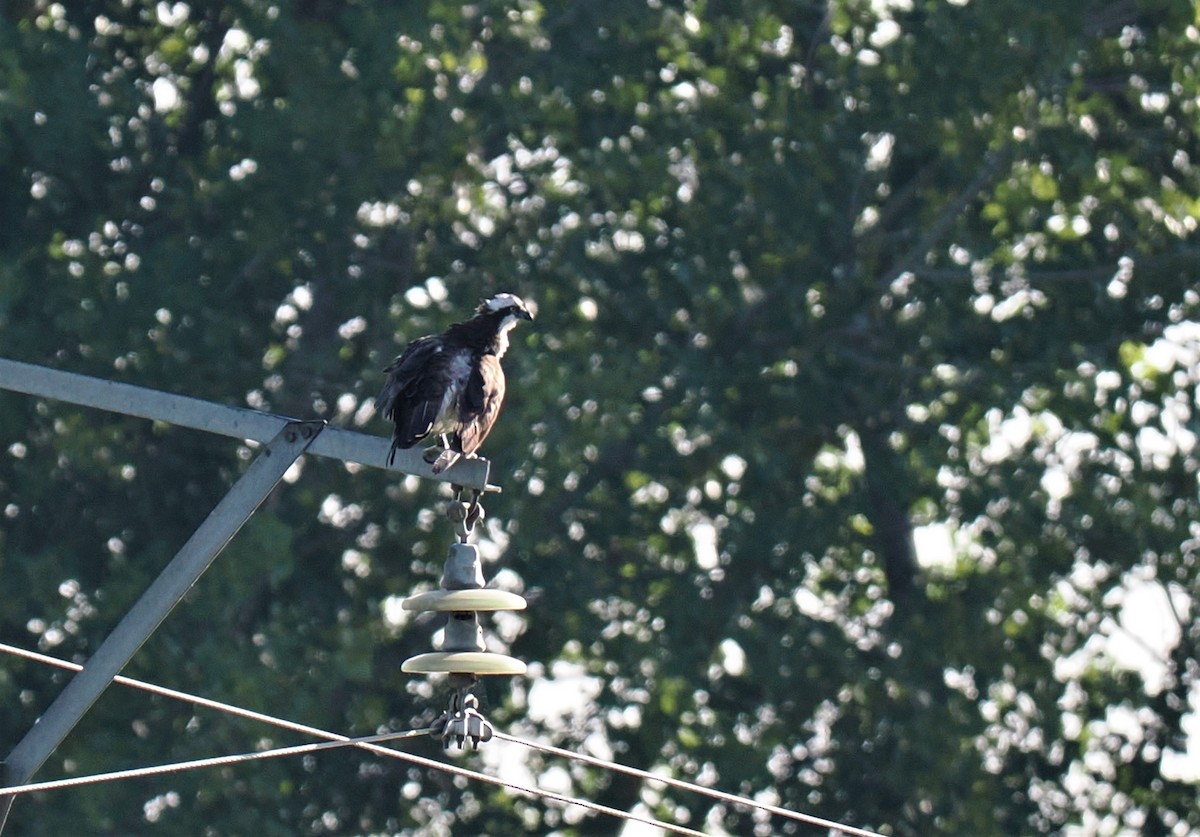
[{"x1": 481, "y1": 293, "x2": 529, "y2": 314}]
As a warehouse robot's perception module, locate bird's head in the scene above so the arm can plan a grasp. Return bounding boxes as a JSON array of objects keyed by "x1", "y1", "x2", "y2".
[
  {"x1": 475, "y1": 293, "x2": 533, "y2": 358},
  {"x1": 477, "y1": 292, "x2": 534, "y2": 323}
]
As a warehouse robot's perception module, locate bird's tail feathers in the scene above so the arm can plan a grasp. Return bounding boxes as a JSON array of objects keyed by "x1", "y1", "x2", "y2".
[{"x1": 374, "y1": 381, "x2": 399, "y2": 419}]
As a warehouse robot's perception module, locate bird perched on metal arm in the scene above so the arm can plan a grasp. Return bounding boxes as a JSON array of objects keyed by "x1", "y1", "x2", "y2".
[{"x1": 375, "y1": 293, "x2": 534, "y2": 474}]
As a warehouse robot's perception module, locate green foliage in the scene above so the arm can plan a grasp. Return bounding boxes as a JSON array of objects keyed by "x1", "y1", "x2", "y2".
[{"x1": 1, "y1": 0, "x2": 1198, "y2": 834}]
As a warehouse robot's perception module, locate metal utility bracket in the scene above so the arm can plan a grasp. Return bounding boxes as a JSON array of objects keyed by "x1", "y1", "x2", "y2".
[
  {"x1": 0, "y1": 356, "x2": 497, "y2": 832},
  {"x1": 0, "y1": 421, "x2": 322, "y2": 827},
  {"x1": 0, "y1": 358, "x2": 491, "y2": 490}
]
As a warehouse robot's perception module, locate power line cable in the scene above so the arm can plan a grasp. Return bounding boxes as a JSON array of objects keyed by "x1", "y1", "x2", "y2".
[
  {"x1": 0, "y1": 642, "x2": 403, "y2": 757},
  {"x1": 0, "y1": 729, "x2": 701, "y2": 837},
  {"x1": 0, "y1": 727, "x2": 706, "y2": 835},
  {"x1": 1, "y1": 643, "x2": 879, "y2": 835},
  {"x1": 0, "y1": 644, "x2": 704, "y2": 836},
  {"x1": 1, "y1": 643, "x2": 883, "y2": 836},
  {"x1": 0, "y1": 728, "x2": 432, "y2": 797},
  {"x1": 494, "y1": 731, "x2": 888, "y2": 837},
  {"x1": 2, "y1": 729, "x2": 700, "y2": 834}
]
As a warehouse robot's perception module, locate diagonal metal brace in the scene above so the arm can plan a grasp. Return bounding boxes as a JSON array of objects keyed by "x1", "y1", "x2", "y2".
[{"x1": 0, "y1": 420, "x2": 325, "y2": 823}]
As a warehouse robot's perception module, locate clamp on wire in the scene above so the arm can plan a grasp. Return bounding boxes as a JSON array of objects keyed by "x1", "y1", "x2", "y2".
[{"x1": 430, "y1": 676, "x2": 494, "y2": 749}]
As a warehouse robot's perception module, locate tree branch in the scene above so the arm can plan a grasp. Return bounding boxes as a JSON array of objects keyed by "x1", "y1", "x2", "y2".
[{"x1": 879, "y1": 146, "x2": 1014, "y2": 288}]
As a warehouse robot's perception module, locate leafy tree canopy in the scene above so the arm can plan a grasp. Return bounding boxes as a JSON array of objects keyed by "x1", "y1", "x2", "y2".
[{"x1": 1, "y1": 0, "x2": 1198, "y2": 834}]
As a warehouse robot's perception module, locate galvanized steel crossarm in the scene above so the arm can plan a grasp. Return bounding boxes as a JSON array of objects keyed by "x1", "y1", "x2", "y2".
[{"x1": 0, "y1": 357, "x2": 491, "y2": 490}]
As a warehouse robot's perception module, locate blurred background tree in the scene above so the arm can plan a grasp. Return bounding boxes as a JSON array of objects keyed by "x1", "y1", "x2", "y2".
[{"x1": 1, "y1": 0, "x2": 1198, "y2": 834}]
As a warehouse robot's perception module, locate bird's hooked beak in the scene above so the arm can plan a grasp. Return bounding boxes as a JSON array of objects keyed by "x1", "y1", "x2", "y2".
[{"x1": 517, "y1": 306, "x2": 534, "y2": 321}]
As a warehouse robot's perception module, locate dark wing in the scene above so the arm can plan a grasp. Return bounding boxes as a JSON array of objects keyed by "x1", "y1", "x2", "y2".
[
  {"x1": 456, "y1": 354, "x2": 506, "y2": 457},
  {"x1": 374, "y1": 336, "x2": 447, "y2": 459}
]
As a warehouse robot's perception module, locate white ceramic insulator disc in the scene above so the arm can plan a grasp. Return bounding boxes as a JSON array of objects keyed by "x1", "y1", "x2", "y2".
[
  {"x1": 401, "y1": 589, "x2": 527, "y2": 612},
  {"x1": 401, "y1": 651, "x2": 527, "y2": 675}
]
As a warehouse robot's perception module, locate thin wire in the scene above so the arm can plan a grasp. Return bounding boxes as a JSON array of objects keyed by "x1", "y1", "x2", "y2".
[
  {"x1": 0, "y1": 642, "x2": 408, "y2": 758},
  {"x1": 494, "y1": 732, "x2": 888, "y2": 837},
  {"x1": 0, "y1": 728, "x2": 431, "y2": 797},
  {"x1": 0, "y1": 644, "x2": 704, "y2": 837},
  {"x1": 0, "y1": 733, "x2": 704, "y2": 837}
]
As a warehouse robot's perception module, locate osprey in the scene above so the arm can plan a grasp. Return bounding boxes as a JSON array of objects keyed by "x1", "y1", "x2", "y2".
[{"x1": 375, "y1": 293, "x2": 534, "y2": 474}]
